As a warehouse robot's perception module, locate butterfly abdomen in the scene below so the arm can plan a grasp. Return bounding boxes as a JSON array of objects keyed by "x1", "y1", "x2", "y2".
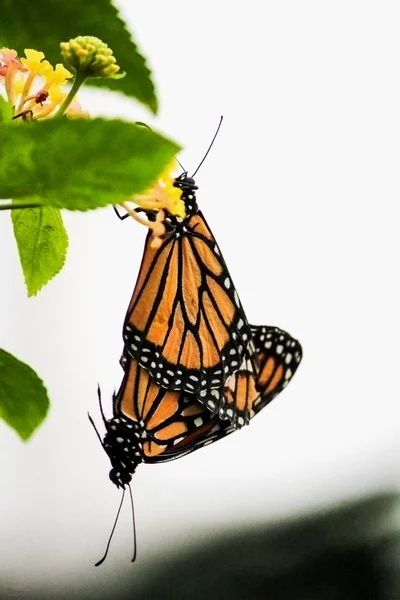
[{"x1": 103, "y1": 416, "x2": 144, "y2": 488}]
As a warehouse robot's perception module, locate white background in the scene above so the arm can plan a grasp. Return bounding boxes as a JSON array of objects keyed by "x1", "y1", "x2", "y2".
[{"x1": 1, "y1": 1, "x2": 399, "y2": 597}]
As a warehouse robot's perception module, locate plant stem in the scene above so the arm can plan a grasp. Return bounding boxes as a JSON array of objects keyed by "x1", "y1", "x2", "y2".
[
  {"x1": 0, "y1": 202, "x2": 42, "y2": 211},
  {"x1": 56, "y1": 73, "x2": 88, "y2": 118}
]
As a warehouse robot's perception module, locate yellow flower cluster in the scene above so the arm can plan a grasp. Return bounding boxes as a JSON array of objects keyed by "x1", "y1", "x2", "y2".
[
  {"x1": 133, "y1": 163, "x2": 185, "y2": 219},
  {"x1": 0, "y1": 48, "x2": 86, "y2": 120},
  {"x1": 0, "y1": 44, "x2": 184, "y2": 235},
  {"x1": 120, "y1": 163, "x2": 186, "y2": 248}
]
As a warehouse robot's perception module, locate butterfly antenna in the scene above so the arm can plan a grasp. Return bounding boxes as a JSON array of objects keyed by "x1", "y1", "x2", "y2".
[
  {"x1": 191, "y1": 115, "x2": 223, "y2": 177},
  {"x1": 176, "y1": 158, "x2": 186, "y2": 172},
  {"x1": 128, "y1": 484, "x2": 138, "y2": 562},
  {"x1": 88, "y1": 412, "x2": 105, "y2": 449},
  {"x1": 97, "y1": 384, "x2": 108, "y2": 426},
  {"x1": 95, "y1": 489, "x2": 126, "y2": 567}
]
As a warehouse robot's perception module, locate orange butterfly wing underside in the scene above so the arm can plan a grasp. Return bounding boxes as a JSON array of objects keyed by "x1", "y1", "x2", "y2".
[
  {"x1": 114, "y1": 357, "x2": 235, "y2": 462},
  {"x1": 122, "y1": 211, "x2": 254, "y2": 412},
  {"x1": 113, "y1": 325, "x2": 302, "y2": 464},
  {"x1": 250, "y1": 325, "x2": 303, "y2": 415}
]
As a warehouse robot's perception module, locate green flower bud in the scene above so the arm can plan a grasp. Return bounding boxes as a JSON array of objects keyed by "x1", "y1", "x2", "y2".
[{"x1": 60, "y1": 36, "x2": 124, "y2": 79}]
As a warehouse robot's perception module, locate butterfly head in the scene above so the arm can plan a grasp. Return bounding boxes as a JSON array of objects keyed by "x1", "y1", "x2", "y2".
[
  {"x1": 103, "y1": 415, "x2": 143, "y2": 489},
  {"x1": 173, "y1": 172, "x2": 198, "y2": 217}
]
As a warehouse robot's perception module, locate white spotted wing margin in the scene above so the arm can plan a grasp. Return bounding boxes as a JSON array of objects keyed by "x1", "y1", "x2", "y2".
[
  {"x1": 120, "y1": 324, "x2": 302, "y2": 430},
  {"x1": 250, "y1": 325, "x2": 303, "y2": 417},
  {"x1": 112, "y1": 326, "x2": 302, "y2": 471}
]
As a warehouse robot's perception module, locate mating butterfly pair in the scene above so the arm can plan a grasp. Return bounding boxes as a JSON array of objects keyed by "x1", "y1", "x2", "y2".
[
  {"x1": 93, "y1": 125, "x2": 302, "y2": 564},
  {"x1": 102, "y1": 324, "x2": 301, "y2": 489},
  {"x1": 98, "y1": 170, "x2": 302, "y2": 489}
]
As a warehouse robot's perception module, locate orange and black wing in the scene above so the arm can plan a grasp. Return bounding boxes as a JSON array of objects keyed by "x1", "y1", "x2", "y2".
[
  {"x1": 217, "y1": 324, "x2": 302, "y2": 425},
  {"x1": 114, "y1": 357, "x2": 235, "y2": 464},
  {"x1": 221, "y1": 353, "x2": 259, "y2": 426},
  {"x1": 251, "y1": 325, "x2": 302, "y2": 416},
  {"x1": 105, "y1": 325, "x2": 302, "y2": 482},
  {"x1": 122, "y1": 210, "x2": 254, "y2": 420}
]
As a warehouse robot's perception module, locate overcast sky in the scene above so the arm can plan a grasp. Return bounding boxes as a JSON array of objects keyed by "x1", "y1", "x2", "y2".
[{"x1": 1, "y1": 1, "x2": 399, "y2": 597}]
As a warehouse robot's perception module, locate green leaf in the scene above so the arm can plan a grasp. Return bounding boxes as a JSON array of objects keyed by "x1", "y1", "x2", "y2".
[
  {"x1": 0, "y1": 119, "x2": 180, "y2": 211},
  {"x1": 0, "y1": 0, "x2": 157, "y2": 112},
  {"x1": 11, "y1": 206, "x2": 69, "y2": 296},
  {"x1": 0, "y1": 96, "x2": 13, "y2": 123},
  {"x1": 0, "y1": 348, "x2": 50, "y2": 440}
]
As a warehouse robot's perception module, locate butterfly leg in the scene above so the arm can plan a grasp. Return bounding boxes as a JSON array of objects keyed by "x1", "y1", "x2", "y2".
[
  {"x1": 113, "y1": 206, "x2": 130, "y2": 220},
  {"x1": 114, "y1": 205, "x2": 158, "y2": 222}
]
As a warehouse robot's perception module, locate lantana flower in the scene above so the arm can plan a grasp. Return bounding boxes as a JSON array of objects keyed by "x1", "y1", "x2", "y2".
[
  {"x1": 133, "y1": 163, "x2": 185, "y2": 218},
  {"x1": 0, "y1": 41, "x2": 184, "y2": 231},
  {"x1": 120, "y1": 162, "x2": 186, "y2": 248},
  {"x1": 0, "y1": 48, "x2": 79, "y2": 120}
]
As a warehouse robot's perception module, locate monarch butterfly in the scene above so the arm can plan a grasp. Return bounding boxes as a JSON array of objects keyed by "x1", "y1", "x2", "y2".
[
  {"x1": 92, "y1": 324, "x2": 301, "y2": 564},
  {"x1": 97, "y1": 324, "x2": 302, "y2": 489},
  {"x1": 121, "y1": 162, "x2": 264, "y2": 426}
]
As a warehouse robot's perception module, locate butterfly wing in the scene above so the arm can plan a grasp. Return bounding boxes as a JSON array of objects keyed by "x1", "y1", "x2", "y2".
[
  {"x1": 220, "y1": 349, "x2": 259, "y2": 426},
  {"x1": 114, "y1": 324, "x2": 301, "y2": 464},
  {"x1": 250, "y1": 325, "x2": 303, "y2": 416},
  {"x1": 122, "y1": 209, "x2": 254, "y2": 421},
  {"x1": 114, "y1": 357, "x2": 235, "y2": 464},
  {"x1": 103, "y1": 325, "x2": 302, "y2": 488},
  {"x1": 146, "y1": 414, "x2": 236, "y2": 464}
]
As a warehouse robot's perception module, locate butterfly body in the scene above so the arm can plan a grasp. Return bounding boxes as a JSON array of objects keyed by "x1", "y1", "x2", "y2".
[{"x1": 102, "y1": 415, "x2": 143, "y2": 488}]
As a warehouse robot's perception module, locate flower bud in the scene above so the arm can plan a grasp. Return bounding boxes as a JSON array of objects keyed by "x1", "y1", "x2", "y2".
[{"x1": 60, "y1": 36, "x2": 123, "y2": 79}]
